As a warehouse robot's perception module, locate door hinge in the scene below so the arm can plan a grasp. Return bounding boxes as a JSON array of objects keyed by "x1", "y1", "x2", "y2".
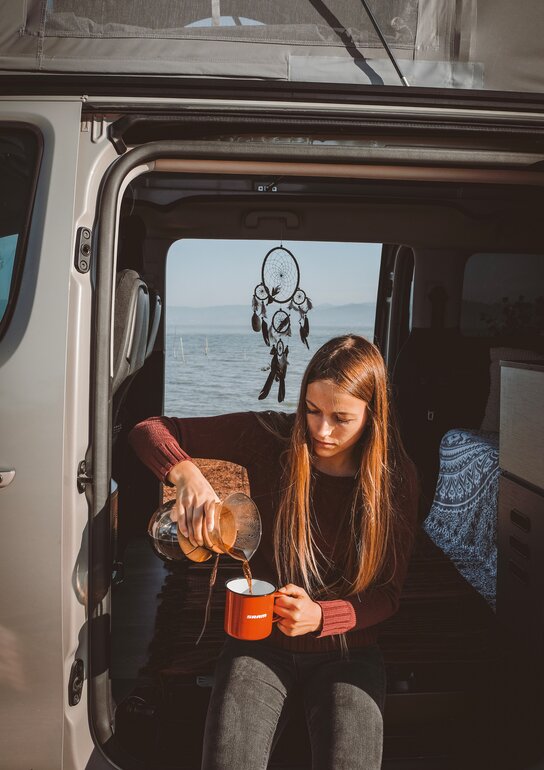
[
  {"x1": 75, "y1": 227, "x2": 92, "y2": 274},
  {"x1": 77, "y1": 460, "x2": 93, "y2": 493},
  {"x1": 68, "y1": 658, "x2": 85, "y2": 706}
]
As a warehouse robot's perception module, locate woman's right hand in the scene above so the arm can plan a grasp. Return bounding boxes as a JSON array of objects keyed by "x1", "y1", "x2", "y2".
[{"x1": 166, "y1": 461, "x2": 221, "y2": 549}]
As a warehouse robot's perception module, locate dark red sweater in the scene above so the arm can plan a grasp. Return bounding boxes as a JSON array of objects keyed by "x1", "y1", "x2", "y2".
[{"x1": 129, "y1": 411, "x2": 419, "y2": 653}]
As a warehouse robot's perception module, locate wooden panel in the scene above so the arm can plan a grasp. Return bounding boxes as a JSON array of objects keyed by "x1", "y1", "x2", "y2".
[{"x1": 500, "y1": 364, "x2": 544, "y2": 489}]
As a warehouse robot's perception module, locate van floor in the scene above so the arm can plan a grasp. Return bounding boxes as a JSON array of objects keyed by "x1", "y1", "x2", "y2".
[{"x1": 111, "y1": 531, "x2": 524, "y2": 770}]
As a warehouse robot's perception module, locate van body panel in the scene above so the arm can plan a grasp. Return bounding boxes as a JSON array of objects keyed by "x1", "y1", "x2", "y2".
[{"x1": 0, "y1": 98, "x2": 95, "y2": 770}]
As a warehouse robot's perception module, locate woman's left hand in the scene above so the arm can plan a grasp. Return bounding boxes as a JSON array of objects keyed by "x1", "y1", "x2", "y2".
[{"x1": 274, "y1": 584, "x2": 323, "y2": 637}]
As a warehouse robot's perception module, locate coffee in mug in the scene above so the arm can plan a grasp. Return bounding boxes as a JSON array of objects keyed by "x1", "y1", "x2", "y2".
[{"x1": 224, "y1": 578, "x2": 280, "y2": 640}]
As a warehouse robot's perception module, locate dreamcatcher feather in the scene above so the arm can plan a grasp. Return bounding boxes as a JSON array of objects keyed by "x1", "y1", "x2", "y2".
[{"x1": 250, "y1": 246, "x2": 313, "y2": 402}]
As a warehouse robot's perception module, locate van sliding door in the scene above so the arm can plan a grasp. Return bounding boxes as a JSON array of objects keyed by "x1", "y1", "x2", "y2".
[{"x1": 0, "y1": 99, "x2": 97, "y2": 770}]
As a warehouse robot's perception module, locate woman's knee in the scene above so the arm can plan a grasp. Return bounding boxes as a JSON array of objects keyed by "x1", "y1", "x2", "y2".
[
  {"x1": 305, "y1": 682, "x2": 384, "y2": 769},
  {"x1": 201, "y1": 644, "x2": 292, "y2": 770},
  {"x1": 307, "y1": 679, "x2": 383, "y2": 731}
]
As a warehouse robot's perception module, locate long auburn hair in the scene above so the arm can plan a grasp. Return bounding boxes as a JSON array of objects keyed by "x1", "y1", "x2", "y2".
[{"x1": 273, "y1": 334, "x2": 415, "y2": 600}]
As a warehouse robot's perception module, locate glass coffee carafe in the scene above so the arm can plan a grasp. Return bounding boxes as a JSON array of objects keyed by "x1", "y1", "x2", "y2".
[{"x1": 147, "y1": 492, "x2": 261, "y2": 564}]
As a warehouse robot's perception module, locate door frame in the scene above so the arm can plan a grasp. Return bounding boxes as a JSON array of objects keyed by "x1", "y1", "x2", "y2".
[{"x1": 90, "y1": 131, "x2": 544, "y2": 761}]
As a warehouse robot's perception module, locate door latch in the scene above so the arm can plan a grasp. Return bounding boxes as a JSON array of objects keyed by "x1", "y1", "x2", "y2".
[
  {"x1": 68, "y1": 658, "x2": 84, "y2": 706},
  {"x1": 77, "y1": 460, "x2": 93, "y2": 493},
  {"x1": 75, "y1": 227, "x2": 92, "y2": 273}
]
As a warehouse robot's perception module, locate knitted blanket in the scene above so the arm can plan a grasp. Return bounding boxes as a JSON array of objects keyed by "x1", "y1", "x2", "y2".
[{"x1": 423, "y1": 429, "x2": 500, "y2": 609}]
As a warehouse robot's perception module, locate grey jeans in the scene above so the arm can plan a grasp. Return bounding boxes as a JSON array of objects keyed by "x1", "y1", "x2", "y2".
[{"x1": 201, "y1": 638, "x2": 386, "y2": 770}]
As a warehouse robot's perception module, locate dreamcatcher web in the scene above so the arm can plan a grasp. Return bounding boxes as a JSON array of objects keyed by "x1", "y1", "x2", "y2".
[
  {"x1": 262, "y1": 248, "x2": 300, "y2": 304},
  {"x1": 250, "y1": 245, "x2": 313, "y2": 402}
]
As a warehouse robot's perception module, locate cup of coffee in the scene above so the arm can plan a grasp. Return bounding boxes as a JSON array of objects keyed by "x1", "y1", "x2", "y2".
[{"x1": 224, "y1": 578, "x2": 280, "y2": 640}]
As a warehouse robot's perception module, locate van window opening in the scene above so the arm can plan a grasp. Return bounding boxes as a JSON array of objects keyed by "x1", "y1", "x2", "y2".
[
  {"x1": 0, "y1": 234, "x2": 18, "y2": 321},
  {"x1": 164, "y1": 238, "x2": 381, "y2": 417},
  {"x1": 110, "y1": 235, "x2": 382, "y2": 717},
  {"x1": 460, "y1": 252, "x2": 544, "y2": 338},
  {"x1": 0, "y1": 127, "x2": 41, "y2": 337}
]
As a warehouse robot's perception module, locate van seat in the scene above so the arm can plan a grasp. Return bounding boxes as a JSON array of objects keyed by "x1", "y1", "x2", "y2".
[
  {"x1": 113, "y1": 269, "x2": 150, "y2": 395},
  {"x1": 392, "y1": 329, "x2": 490, "y2": 510},
  {"x1": 111, "y1": 270, "x2": 161, "y2": 571},
  {"x1": 392, "y1": 328, "x2": 544, "y2": 511}
]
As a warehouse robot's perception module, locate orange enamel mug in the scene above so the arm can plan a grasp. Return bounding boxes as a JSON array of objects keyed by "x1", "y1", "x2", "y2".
[{"x1": 224, "y1": 578, "x2": 281, "y2": 640}]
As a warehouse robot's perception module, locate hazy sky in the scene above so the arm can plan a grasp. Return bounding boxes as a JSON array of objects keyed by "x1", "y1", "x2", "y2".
[{"x1": 166, "y1": 239, "x2": 382, "y2": 306}]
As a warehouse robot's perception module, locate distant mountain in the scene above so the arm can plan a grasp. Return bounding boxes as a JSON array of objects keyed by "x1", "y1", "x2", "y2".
[
  {"x1": 166, "y1": 302, "x2": 376, "y2": 329},
  {"x1": 312, "y1": 303, "x2": 376, "y2": 327}
]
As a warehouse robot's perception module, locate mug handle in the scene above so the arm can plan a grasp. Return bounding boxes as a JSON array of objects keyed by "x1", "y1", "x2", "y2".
[{"x1": 272, "y1": 591, "x2": 283, "y2": 624}]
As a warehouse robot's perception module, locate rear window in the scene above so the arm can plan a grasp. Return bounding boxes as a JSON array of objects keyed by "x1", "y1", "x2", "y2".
[
  {"x1": 460, "y1": 252, "x2": 544, "y2": 338},
  {"x1": 0, "y1": 127, "x2": 41, "y2": 336},
  {"x1": 165, "y1": 238, "x2": 381, "y2": 416}
]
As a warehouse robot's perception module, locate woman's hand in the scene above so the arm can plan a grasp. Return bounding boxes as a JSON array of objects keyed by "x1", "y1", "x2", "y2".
[
  {"x1": 274, "y1": 584, "x2": 323, "y2": 637},
  {"x1": 166, "y1": 460, "x2": 220, "y2": 549}
]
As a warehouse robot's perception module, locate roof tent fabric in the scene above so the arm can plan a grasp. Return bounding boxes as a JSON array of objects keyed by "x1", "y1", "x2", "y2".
[{"x1": 0, "y1": 0, "x2": 541, "y2": 93}]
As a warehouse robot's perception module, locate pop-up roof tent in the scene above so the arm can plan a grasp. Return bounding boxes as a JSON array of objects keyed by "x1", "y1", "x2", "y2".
[{"x1": 0, "y1": 0, "x2": 543, "y2": 93}]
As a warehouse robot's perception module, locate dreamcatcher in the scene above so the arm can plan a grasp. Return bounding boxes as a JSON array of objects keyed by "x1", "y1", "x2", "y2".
[{"x1": 250, "y1": 246, "x2": 313, "y2": 402}]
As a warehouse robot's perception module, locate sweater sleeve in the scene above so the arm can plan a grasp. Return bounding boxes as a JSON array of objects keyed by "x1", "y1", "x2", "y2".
[
  {"x1": 316, "y1": 467, "x2": 420, "y2": 638},
  {"x1": 128, "y1": 412, "x2": 279, "y2": 483}
]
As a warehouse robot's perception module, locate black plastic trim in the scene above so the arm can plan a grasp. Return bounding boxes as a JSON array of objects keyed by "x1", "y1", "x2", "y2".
[
  {"x1": 374, "y1": 243, "x2": 397, "y2": 363},
  {"x1": 107, "y1": 111, "x2": 544, "y2": 156},
  {"x1": 3, "y1": 74, "x2": 544, "y2": 114},
  {"x1": 386, "y1": 245, "x2": 415, "y2": 369}
]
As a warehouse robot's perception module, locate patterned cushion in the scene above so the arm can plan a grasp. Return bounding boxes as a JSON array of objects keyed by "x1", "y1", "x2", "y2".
[
  {"x1": 480, "y1": 347, "x2": 542, "y2": 432},
  {"x1": 423, "y1": 429, "x2": 499, "y2": 607}
]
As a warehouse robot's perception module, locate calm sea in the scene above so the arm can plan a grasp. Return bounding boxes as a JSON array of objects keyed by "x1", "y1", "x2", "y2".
[{"x1": 165, "y1": 325, "x2": 373, "y2": 417}]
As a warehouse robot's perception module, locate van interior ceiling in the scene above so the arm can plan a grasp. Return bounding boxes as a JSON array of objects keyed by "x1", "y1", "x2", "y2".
[{"x1": 107, "y1": 166, "x2": 544, "y2": 770}]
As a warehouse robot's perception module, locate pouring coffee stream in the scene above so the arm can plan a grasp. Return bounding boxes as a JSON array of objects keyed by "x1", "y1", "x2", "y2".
[
  {"x1": 148, "y1": 492, "x2": 261, "y2": 642},
  {"x1": 196, "y1": 552, "x2": 254, "y2": 645}
]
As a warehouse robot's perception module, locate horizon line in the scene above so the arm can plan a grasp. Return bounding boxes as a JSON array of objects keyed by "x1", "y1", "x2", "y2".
[{"x1": 166, "y1": 301, "x2": 376, "y2": 309}]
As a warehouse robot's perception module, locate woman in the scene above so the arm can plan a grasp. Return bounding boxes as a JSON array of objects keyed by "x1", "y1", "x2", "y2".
[{"x1": 129, "y1": 334, "x2": 419, "y2": 770}]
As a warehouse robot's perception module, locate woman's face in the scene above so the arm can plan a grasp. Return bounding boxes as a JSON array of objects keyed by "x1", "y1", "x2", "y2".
[{"x1": 305, "y1": 379, "x2": 369, "y2": 466}]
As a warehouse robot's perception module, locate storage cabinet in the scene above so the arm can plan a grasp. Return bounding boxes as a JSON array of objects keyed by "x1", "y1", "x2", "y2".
[
  {"x1": 497, "y1": 361, "x2": 544, "y2": 728},
  {"x1": 497, "y1": 361, "x2": 544, "y2": 647},
  {"x1": 497, "y1": 475, "x2": 544, "y2": 652},
  {"x1": 499, "y1": 362, "x2": 544, "y2": 491}
]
